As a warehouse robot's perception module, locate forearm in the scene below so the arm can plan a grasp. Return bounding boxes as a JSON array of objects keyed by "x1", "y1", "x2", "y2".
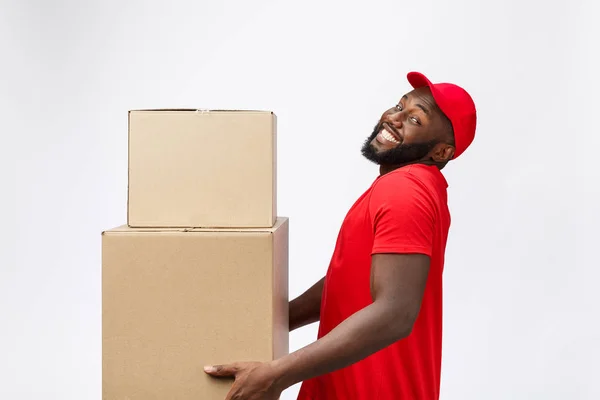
[
  {"x1": 275, "y1": 300, "x2": 410, "y2": 389},
  {"x1": 289, "y1": 277, "x2": 325, "y2": 331}
]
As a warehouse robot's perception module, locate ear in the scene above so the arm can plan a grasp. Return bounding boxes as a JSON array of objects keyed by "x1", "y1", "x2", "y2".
[{"x1": 431, "y1": 143, "x2": 455, "y2": 163}]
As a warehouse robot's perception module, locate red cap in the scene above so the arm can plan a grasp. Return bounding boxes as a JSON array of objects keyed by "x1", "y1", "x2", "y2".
[{"x1": 407, "y1": 72, "x2": 477, "y2": 159}]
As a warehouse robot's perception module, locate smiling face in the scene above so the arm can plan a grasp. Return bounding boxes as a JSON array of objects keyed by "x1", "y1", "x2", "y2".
[{"x1": 361, "y1": 86, "x2": 455, "y2": 169}]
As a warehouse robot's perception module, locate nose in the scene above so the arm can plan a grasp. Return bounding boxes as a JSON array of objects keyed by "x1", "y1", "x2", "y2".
[{"x1": 384, "y1": 109, "x2": 404, "y2": 130}]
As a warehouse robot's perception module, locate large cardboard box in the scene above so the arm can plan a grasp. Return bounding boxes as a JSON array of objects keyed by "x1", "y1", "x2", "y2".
[
  {"x1": 102, "y1": 217, "x2": 289, "y2": 399},
  {"x1": 127, "y1": 109, "x2": 277, "y2": 228}
]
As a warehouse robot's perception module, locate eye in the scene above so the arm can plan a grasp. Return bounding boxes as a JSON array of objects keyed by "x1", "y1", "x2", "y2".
[
  {"x1": 395, "y1": 103, "x2": 403, "y2": 111},
  {"x1": 410, "y1": 116, "x2": 421, "y2": 125}
]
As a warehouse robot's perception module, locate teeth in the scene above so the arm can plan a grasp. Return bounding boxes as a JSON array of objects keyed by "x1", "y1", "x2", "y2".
[{"x1": 381, "y1": 128, "x2": 400, "y2": 144}]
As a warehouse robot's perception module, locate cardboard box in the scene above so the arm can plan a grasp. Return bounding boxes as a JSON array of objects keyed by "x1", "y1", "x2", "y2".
[
  {"x1": 102, "y1": 217, "x2": 289, "y2": 399},
  {"x1": 127, "y1": 109, "x2": 277, "y2": 228}
]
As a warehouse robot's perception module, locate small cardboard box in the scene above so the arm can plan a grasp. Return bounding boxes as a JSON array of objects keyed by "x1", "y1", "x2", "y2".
[
  {"x1": 127, "y1": 109, "x2": 277, "y2": 228},
  {"x1": 102, "y1": 218, "x2": 289, "y2": 399}
]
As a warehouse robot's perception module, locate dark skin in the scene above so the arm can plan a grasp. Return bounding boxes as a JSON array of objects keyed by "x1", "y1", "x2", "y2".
[
  {"x1": 288, "y1": 277, "x2": 324, "y2": 332},
  {"x1": 204, "y1": 87, "x2": 455, "y2": 400},
  {"x1": 369, "y1": 86, "x2": 455, "y2": 174}
]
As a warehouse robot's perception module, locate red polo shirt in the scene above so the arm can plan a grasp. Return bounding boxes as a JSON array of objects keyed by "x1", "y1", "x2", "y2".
[{"x1": 297, "y1": 164, "x2": 451, "y2": 400}]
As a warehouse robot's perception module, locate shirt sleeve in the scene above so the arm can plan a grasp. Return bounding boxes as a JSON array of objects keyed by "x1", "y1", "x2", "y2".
[{"x1": 369, "y1": 172, "x2": 436, "y2": 256}]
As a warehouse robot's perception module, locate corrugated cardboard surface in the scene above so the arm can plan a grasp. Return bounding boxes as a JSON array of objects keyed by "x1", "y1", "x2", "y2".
[
  {"x1": 127, "y1": 109, "x2": 277, "y2": 228},
  {"x1": 102, "y1": 218, "x2": 289, "y2": 399}
]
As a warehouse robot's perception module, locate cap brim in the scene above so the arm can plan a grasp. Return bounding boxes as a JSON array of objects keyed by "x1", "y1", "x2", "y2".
[
  {"x1": 407, "y1": 71, "x2": 433, "y2": 91},
  {"x1": 407, "y1": 71, "x2": 444, "y2": 107}
]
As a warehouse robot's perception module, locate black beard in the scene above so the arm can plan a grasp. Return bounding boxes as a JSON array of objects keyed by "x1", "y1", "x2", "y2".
[{"x1": 361, "y1": 123, "x2": 436, "y2": 166}]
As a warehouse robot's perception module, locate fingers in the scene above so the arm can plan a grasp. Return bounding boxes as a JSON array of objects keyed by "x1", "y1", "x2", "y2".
[{"x1": 204, "y1": 363, "x2": 238, "y2": 377}]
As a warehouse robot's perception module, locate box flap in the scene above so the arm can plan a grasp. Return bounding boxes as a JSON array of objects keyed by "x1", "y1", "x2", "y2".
[
  {"x1": 103, "y1": 217, "x2": 287, "y2": 235},
  {"x1": 129, "y1": 109, "x2": 273, "y2": 114}
]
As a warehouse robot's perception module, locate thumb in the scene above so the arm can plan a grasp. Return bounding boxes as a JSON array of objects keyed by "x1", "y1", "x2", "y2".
[{"x1": 204, "y1": 363, "x2": 238, "y2": 377}]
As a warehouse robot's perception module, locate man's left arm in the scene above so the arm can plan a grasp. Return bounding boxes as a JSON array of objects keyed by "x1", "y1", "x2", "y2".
[{"x1": 204, "y1": 173, "x2": 434, "y2": 398}]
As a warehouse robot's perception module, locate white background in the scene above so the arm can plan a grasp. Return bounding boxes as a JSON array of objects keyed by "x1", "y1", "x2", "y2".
[{"x1": 2, "y1": 0, "x2": 598, "y2": 399}]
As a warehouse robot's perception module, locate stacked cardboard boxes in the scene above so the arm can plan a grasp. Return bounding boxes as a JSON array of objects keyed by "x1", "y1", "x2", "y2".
[{"x1": 102, "y1": 109, "x2": 289, "y2": 399}]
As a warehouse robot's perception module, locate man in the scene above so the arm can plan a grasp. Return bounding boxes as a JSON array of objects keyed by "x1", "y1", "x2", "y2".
[{"x1": 205, "y1": 71, "x2": 477, "y2": 399}]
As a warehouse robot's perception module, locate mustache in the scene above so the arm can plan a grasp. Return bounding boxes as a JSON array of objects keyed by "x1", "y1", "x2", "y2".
[{"x1": 374, "y1": 121, "x2": 401, "y2": 135}]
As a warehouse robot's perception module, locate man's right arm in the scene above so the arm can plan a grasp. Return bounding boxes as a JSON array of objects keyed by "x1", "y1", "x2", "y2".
[{"x1": 289, "y1": 277, "x2": 325, "y2": 332}]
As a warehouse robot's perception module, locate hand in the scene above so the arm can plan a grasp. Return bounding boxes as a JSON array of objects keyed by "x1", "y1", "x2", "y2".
[{"x1": 204, "y1": 361, "x2": 285, "y2": 400}]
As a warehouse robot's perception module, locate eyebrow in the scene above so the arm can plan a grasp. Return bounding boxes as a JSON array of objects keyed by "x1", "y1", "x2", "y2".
[{"x1": 401, "y1": 94, "x2": 431, "y2": 115}]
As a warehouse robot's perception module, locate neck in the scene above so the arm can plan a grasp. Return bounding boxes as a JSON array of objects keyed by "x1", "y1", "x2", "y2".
[{"x1": 379, "y1": 159, "x2": 439, "y2": 176}]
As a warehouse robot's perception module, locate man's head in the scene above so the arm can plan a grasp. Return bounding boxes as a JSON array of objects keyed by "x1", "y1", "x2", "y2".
[{"x1": 361, "y1": 72, "x2": 476, "y2": 171}]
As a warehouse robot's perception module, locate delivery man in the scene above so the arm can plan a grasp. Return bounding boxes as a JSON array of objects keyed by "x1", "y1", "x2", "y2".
[{"x1": 205, "y1": 71, "x2": 477, "y2": 400}]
